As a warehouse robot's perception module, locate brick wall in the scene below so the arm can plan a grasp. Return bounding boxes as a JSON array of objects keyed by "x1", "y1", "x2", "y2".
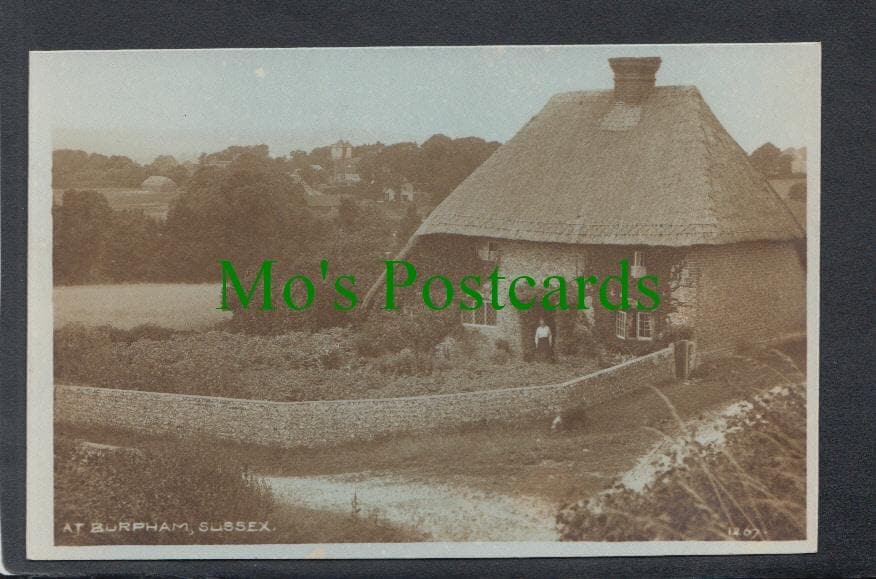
[{"x1": 55, "y1": 345, "x2": 676, "y2": 449}]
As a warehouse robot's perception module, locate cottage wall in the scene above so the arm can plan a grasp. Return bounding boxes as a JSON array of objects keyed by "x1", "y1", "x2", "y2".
[
  {"x1": 487, "y1": 239, "x2": 585, "y2": 349},
  {"x1": 684, "y1": 240, "x2": 805, "y2": 353},
  {"x1": 411, "y1": 235, "x2": 804, "y2": 357},
  {"x1": 456, "y1": 239, "x2": 682, "y2": 355}
]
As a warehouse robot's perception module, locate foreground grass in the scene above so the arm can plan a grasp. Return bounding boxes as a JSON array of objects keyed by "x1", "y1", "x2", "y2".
[
  {"x1": 557, "y1": 348, "x2": 807, "y2": 541},
  {"x1": 55, "y1": 429, "x2": 426, "y2": 545}
]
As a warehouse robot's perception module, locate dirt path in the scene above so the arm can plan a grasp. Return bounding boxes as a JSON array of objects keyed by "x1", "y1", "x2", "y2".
[{"x1": 263, "y1": 472, "x2": 560, "y2": 542}]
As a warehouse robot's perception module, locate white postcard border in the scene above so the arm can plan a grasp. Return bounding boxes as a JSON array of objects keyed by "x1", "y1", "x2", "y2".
[{"x1": 26, "y1": 43, "x2": 820, "y2": 560}]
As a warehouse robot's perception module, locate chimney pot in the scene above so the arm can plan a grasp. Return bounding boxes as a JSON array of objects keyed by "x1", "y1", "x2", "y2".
[{"x1": 608, "y1": 57, "x2": 662, "y2": 104}]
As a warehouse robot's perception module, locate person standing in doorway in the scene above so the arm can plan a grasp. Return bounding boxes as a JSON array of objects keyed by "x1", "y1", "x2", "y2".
[{"x1": 534, "y1": 318, "x2": 553, "y2": 362}]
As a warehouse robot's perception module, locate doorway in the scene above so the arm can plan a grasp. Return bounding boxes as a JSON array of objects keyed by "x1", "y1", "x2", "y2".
[{"x1": 519, "y1": 304, "x2": 558, "y2": 362}]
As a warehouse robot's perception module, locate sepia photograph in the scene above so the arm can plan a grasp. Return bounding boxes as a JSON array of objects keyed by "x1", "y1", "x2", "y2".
[{"x1": 26, "y1": 43, "x2": 819, "y2": 559}]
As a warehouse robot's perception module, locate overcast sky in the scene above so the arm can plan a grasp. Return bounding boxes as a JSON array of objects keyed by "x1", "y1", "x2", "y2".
[{"x1": 33, "y1": 44, "x2": 819, "y2": 163}]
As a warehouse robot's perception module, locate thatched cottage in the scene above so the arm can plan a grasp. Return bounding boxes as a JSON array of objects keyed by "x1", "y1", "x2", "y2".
[{"x1": 379, "y1": 57, "x2": 806, "y2": 357}]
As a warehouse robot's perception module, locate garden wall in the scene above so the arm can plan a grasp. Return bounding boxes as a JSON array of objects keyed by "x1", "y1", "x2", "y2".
[{"x1": 55, "y1": 345, "x2": 676, "y2": 449}]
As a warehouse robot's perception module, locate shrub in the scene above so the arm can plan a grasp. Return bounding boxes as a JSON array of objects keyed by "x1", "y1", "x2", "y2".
[
  {"x1": 318, "y1": 346, "x2": 345, "y2": 370},
  {"x1": 54, "y1": 324, "x2": 114, "y2": 384},
  {"x1": 370, "y1": 348, "x2": 418, "y2": 376},
  {"x1": 107, "y1": 323, "x2": 186, "y2": 344},
  {"x1": 658, "y1": 322, "x2": 694, "y2": 347},
  {"x1": 354, "y1": 309, "x2": 461, "y2": 358},
  {"x1": 353, "y1": 313, "x2": 412, "y2": 357},
  {"x1": 495, "y1": 338, "x2": 512, "y2": 353},
  {"x1": 559, "y1": 403, "x2": 588, "y2": 431},
  {"x1": 490, "y1": 349, "x2": 511, "y2": 365}
]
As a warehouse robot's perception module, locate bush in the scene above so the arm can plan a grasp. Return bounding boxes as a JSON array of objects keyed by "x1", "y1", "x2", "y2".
[
  {"x1": 490, "y1": 349, "x2": 511, "y2": 365},
  {"x1": 559, "y1": 403, "x2": 588, "y2": 431},
  {"x1": 353, "y1": 313, "x2": 413, "y2": 357},
  {"x1": 659, "y1": 323, "x2": 694, "y2": 347},
  {"x1": 318, "y1": 346, "x2": 345, "y2": 370},
  {"x1": 354, "y1": 309, "x2": 461, "y2": 358},
  {"x1": 107, "y1": 323, "x2": 188, "y2": 344},
  {"x1": 54, "y1": 324, "x2": 114, "y2": 384},
  {"x1": 370, "y1": 348, "x2": 418, "y2": 376}
]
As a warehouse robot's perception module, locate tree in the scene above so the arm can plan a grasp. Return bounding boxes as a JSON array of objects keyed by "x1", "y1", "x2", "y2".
[
  {"x1": 337, "y1": 197, "x2": 360, "y2": 230},
  {"x1": 52, "y1": 149, "x2": 148, "y2": 188},
  {"x1": 53, "y1": 190, "x2": 114, "y2": 283},
  {"x1": 163, "y1": 150, "x2": 309, "y2": 281},
  {"x1": 398, "y1": 202, "x2": 421, "y2": 242}
]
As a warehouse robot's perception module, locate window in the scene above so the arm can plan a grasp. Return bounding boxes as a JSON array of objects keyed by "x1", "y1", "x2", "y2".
[
  {"x1": 633, "y1": 251, "x2": 645, "y2": 267},
  {"x1": 615, "y1": 311, "x2": 627, "y2": 339},
  {"x1": 477, "y1": 241, "x2": 500, "y2": 262},
  {"x1": 461, "y1": 286, "x2": 498, "y2": 326},
  {"x1": 462, "y1": 305, "x2": 497, "y2": 327},
  {"x1": 631, "y1": 250, "x2": 646, "y2": 278},
  {"x1": 637, "y1": 311, "x2": 653, "y2": 340}
]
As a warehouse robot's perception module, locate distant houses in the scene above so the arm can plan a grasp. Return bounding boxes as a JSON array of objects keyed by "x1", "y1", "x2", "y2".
[
  {"x1": 329, "y1": 140, "x2": 362, "y2": 186},
  {"x1": 140, "y1": 175, "x2": 177, "y2": 192},
  {"x1": 782, "y1": 147, "x2": 807, "y2": 175},
  {"x1": 383, "y1": 179, "x2": 428, "y2": 203}
]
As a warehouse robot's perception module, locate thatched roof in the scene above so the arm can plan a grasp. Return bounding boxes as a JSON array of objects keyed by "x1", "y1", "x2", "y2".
[{"x1": 416, "y1": 86, "x2": 803, "y2": 246}]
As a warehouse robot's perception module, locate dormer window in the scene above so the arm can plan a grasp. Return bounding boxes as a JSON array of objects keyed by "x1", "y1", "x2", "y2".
[
  {"x1": 631, "y1": 250, "x2": 646, "y2": 278},
  {"x1": 477, "y1": 240, "x2": 500, "y2": 262}
]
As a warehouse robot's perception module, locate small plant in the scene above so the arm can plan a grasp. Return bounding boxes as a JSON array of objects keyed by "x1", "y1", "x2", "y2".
[
  {"x1": 318, "y1": 347, "x2": 344, "y2": 370},
  {"x1": 350, "y1": 491, "x2": 362, "y2": 519}
]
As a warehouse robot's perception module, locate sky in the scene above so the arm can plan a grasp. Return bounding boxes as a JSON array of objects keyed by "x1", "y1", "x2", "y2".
[{"x1": 32, "y1": 44, "x2": 820, "y2": 163}]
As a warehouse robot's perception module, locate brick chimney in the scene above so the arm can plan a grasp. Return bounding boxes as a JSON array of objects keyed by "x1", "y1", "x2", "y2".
[{"x1": 608, "y1": 57, "x2": 662, "y2": 104}]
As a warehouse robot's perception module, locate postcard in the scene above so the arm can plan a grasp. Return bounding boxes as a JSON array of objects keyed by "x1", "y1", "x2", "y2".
[{"x1": 27, "y1": 43, "x2": 820, "y2": 559}]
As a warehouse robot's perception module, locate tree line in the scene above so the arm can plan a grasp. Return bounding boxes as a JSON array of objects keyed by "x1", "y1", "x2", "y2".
[
  {"x1": 289, "y1": 134, "x2": 499, "y2": 204},
  {"x1": 52, "y1": 144, "x2": 443, "y2": 295}
]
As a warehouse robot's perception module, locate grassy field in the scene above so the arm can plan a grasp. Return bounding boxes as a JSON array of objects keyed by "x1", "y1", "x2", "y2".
[
  {"x1": 53, "y1": 187, "x2": 179, "y2": 220},
  {"x1": 54, "y1": 284, "x2": 231, "y2": 330}
]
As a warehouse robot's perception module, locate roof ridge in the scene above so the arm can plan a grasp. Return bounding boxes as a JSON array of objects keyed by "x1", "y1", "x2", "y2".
[{"x1": 691, "y1": 87, "x2": 722, "y2": 239}]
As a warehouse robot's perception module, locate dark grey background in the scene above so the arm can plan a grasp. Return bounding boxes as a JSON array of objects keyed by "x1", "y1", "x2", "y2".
[{"x1": 2, "y1": 0, "x2": 874, "y2": 576}]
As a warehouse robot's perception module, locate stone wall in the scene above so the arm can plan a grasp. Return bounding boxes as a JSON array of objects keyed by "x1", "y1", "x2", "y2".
[{"x1": 55, "y1": 345, "x2": 676, "y2": 449}]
